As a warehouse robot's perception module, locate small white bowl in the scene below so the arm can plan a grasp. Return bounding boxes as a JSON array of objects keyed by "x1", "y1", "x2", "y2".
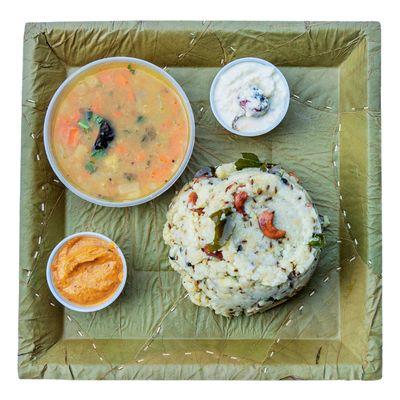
[
  {"x1": 209, "y1": 57, "x2": 290, "y2": 137},
  {"x1": 46, "y1": 232, "x2": 127, "y2": 312},
  {"x1": 44, "y1": 56, "x2": 195, "y2": 208}
]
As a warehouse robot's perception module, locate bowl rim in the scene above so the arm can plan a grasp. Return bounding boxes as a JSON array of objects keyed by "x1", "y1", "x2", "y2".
[
  {"x1": 46, "y1": 231, "x2": 127, "y2": 312},
  {"x1": 209, "y1": 57, "x2": 290, "y2": 137},
  {"x1": 43, "y1": 56, "x2": 195, "y2": 208}
]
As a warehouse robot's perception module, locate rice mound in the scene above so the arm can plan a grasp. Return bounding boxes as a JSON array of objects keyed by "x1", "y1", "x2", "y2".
[{"x1": 163, "y1": 162, "x2": 322, "y2": 317}]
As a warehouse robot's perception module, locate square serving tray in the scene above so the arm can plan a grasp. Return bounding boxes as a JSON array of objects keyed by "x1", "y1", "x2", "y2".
[{"x1": 19, "y1": 21, "x2": 381, "y2": 380}]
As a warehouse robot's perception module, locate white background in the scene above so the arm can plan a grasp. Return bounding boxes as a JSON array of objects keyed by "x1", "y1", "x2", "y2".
[{"x1": 0, "y1": 0, "x2": 395, "y2": 398}]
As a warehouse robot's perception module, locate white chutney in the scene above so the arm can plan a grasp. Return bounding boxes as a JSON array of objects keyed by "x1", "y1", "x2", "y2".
[{"x1": 211, "y1": 58, "x2": 290, "y2": 136}]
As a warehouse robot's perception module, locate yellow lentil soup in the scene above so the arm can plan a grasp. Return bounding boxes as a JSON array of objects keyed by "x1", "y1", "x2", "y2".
[{"x1": 49, "y1": 61, "x2": 191, "y2": 203}]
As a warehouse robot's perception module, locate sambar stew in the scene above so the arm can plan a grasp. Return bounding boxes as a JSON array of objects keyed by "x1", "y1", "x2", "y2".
[
  {"x1": 51, "y1": 62, "x2": 190, "y2": 202},
  {"x1": 51, "y1": 235, "x2": 124, "y2": 306}
]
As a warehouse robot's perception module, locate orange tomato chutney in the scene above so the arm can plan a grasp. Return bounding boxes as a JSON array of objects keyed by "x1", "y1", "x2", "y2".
[
  {"x1": 50, "y1": 61, "x2": 190, "y2": 202},
  {"x1": 51, "y1": 235, "x2": 124, "y2": 306}
]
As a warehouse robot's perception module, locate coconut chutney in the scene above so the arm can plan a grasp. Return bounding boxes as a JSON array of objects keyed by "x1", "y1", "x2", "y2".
[{"x1": 211, "y1": 59, "x2": 290, "y2": 135}]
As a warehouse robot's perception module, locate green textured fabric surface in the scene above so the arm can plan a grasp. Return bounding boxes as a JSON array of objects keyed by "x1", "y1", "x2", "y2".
[{"x1": 19, "y1": 21, "x2": 381, "y2": 380}]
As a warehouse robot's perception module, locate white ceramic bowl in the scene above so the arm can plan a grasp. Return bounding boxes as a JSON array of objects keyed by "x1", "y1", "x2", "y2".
[
  {"x1": 46, "y1": 232, "x2": 127, "y2": 312},
  {"x1": 44, "y1": 57, "x2": 195, "y2": 207},
  {"x1": 209, "y1": 57, "x2": 290, "y2": 137}
]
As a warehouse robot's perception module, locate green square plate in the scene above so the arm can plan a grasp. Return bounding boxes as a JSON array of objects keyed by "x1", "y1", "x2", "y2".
[{"x1": 19, "y1": 21, "x2": 381, "y2": 380}]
